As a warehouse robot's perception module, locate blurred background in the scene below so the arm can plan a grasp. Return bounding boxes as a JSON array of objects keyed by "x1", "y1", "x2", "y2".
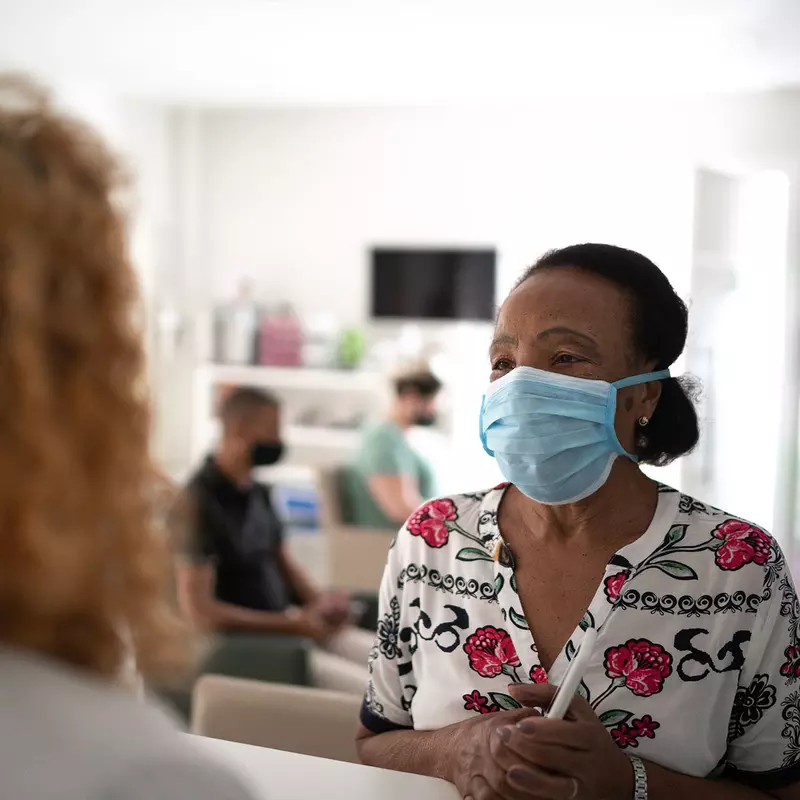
[{"x1": 3, "y1": 0, "x2": 800, "y2": 579}]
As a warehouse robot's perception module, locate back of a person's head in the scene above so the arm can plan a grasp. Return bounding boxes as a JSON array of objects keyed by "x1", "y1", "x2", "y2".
[
  {"x1": 218, "y1": 386, "x2": 280, "y2": 431},
  {"x1": 393, "y1": 370, "x2": 442, "y2": 398},
  {"x1": 0, "y1": 76, "x2": 189, "y2": 683}
]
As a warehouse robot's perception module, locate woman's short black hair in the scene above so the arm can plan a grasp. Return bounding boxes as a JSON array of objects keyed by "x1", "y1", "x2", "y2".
[{"x1": 519, "y1": 243, "x2": 699, "y2": 466}]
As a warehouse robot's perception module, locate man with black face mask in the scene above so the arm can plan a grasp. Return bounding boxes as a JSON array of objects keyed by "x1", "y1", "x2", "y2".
[
  {"x1": 177, "y1": 387, "x2": 373, "y2": 694},
  {"x1": 345, "y1": 369, "x2": 442, "y2": 529}
]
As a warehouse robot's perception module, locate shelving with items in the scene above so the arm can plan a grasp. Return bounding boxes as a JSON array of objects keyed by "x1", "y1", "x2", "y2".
[{"x1": 191, "y1": 363, "x2": 389, "y2": 479}]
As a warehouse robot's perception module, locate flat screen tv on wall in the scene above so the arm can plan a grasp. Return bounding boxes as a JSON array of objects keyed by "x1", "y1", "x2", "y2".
[{"x1": 370, "y1": 247, "x2": 497, "y2": 321}]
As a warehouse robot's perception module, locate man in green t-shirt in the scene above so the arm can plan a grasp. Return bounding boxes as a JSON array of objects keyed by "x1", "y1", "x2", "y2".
[{"x1": 344, "y1": 371, "x2": 442, "y2": 529}]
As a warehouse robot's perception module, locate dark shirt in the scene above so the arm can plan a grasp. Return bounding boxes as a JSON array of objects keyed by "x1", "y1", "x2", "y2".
[{"x1": 186, "y1": 456, "x2": 294, "y2": 612}]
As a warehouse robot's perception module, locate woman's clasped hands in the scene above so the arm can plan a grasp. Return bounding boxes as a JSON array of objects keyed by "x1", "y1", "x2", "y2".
[{"x1": 454, "y1": 684, "x2": 634, "y2": 800}]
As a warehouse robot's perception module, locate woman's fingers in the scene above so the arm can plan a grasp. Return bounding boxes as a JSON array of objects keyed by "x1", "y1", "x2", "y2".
[
  {"x1": 493, "y1": 737, "x2": 585, "y2": 776},
  {"x1": 463, "y1": 703, "x2": 600, "y2": 800},
  {"x1": 559, "y1": 694, "x2": 596, "y2": 722},
  {"x1": 464, "y1": 775, "x2": 496, "y2": 800},
  {"x1": 506, "y1": 764, "x2": 582, "y2": 800},
  {"x1": 508, "y1": 683, "x2": 596, "y2": 724},
  {"x1": 497, "y1": 717, "x2": 595, "y2": 753},
  {"x1": 509, "y1": 682, "x2": 557, "y2": 709},
  {"x1": 467, "y1": 757, "x2": 543, "y2": 800},
  {"x1": 487, "y1": 721, "x2": 591, "y2": 796}
]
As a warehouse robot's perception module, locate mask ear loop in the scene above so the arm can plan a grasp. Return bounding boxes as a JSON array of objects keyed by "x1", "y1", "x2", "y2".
[
  {"x1": 605, "y1": 385, "x2": 632, "y2": 459},
  {"x1": 479, "y1": 396, "x2": 495, "y2": 457},
  {"x1": 606, "y1": 370, "x2": 672, "y2": 460}
]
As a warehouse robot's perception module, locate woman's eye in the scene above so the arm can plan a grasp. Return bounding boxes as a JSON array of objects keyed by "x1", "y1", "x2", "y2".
[{"x1": 554, "y1": 353, "x2": 584, "y2": 365}]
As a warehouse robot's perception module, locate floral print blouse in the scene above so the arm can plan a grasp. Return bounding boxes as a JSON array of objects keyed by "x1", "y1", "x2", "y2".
[{"x1": 361, "y1": 484, "x2": 800, "y2": 790}]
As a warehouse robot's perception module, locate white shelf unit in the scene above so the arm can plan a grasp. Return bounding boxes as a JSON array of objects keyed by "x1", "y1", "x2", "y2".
[
  {"x1": 198, "y1": 363, "x2": 384, "y2": 393},
  {"x1": 285, "y1": 425, "x2": 361, "y2": 450},
  {"x1": 191, "y1": 364, "x2": 388, "y2": 479}
]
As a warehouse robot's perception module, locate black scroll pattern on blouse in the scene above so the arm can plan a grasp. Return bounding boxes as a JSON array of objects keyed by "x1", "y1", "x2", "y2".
[
  {"x1": 677, "y1": 494, "x2": 724, "y2": 516},
  {"x1": 397, "y1": 563, "x2": 498, "y2": 603},
  {"x1": 399, "y1": 598, "x2": 470, "y2": 656},
  {"x1": 476, "y1": 510, "x2": 499, "y2": 546},
  {"x1": 614, "y1": 588, "x2": 761, "y2": 617},
  {"x1": 781, "y1": 691, "x2": 800, "y2": 767},
  {"x1": 780, "y1": 575, "x2": 800, "y2": 646}
]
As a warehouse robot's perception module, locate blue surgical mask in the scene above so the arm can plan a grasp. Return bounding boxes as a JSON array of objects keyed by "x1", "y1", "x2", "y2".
[{"x1": 480, "y1": 366, "x2": 670, "y2": 505}]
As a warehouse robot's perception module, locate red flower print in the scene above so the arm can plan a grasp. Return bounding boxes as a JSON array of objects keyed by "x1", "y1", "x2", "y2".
[
  {"x1": 604, "y1": 569, "x2": 631, "y2": 603},
  {"x1": 631, "y1": 715, "x2": 660, "y2": 739},
  {"x1": 463, "y1": 690, "x2": 499, "y2": 714},
  {"x1": 604, "y1": 639, "x2": 672, "y2": 697},
  {"x1": 712, "y1": 519, "x2": 772, "y2": 571},
  {"x1": 610, "y1": 724, "x2": 638, "y2": 748},
  {"x1": 464, "y1": 626, "x2": 521, "y2": 678},
  {"x1": 407, "y1": 498, "x2": 458, "y2": 548},
  {"x1": 611, "y1": 716, "x2": 661, "y2": 749},
  {"x1": 781, "y1": 645, "x2": 800, "y2": 682},
  {"x1": 529, "y1": 666, "x2": 548, "y2": 684}
]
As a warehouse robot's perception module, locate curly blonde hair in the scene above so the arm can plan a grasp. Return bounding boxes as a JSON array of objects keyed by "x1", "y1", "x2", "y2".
[{"x1": 0, "y1": 76, "x2": 189, "y2": 683}]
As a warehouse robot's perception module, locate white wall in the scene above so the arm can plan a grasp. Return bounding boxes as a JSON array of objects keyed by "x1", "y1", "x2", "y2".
[
  {"x1": 684, "y1": 170, "x2": 792, "y2": 534},
  {"x1": 52, "y1": 82, "x2": 172, "y2": 299},
  {"x1": 195, "y1": 88, "x2": 800, "y2": 317},
  {"x1": 120, "y1": 103, "x2": 177, "y2": 308},
  {"x1": 199, "y1": 106, "x2": 701, "y2": 317},
  {"x1": 50, "y1": 81, "x2": 184, "y2": 469}
]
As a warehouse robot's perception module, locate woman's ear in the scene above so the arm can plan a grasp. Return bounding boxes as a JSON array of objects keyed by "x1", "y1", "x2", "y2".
[{"x1": 640, "y1": 380, "x2": 663, "y2": 421}]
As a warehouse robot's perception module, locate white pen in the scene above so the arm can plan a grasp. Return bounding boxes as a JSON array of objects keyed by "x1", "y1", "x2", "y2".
[{"x1": 545, "y1": 627, "x2": 598, "y2": 720}]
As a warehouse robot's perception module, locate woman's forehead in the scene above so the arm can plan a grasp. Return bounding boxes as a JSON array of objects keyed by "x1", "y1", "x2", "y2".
[{"x1": 497, "y1": 268, "x2": 631, "y2": 338}]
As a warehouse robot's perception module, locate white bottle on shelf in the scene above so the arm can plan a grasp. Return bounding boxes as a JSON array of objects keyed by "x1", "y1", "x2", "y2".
[
  {"x1": 302, "y1": 312, "x2": 338, "y2": 369},
  {"x1": 217, "y1": 279, "x2": 258, "y2": 365}
]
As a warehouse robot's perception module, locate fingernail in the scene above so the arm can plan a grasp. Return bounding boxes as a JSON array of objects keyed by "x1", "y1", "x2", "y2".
[
  {"x1": 496, "y1": 725, "x2": 512, "y2": 743},
  {"x1": 508, "y1": 766, "x2": 538, "y2": 790},
  {"x1": 517, "y1": 718, "x2": 537, "y2": 734}
]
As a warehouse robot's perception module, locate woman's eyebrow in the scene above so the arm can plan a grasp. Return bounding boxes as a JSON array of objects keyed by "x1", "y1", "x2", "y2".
[
  {"x1": 537, "y1": 327, "x2": 599, "y2": 352},
  {"x1": 489, "y1": 333, "x2": 517, "y2": 352}
]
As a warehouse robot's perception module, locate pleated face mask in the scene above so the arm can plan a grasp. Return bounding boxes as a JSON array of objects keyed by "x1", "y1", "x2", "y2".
[{"x1": 479, "y1": 366, "x2": 670, "y2": 505}]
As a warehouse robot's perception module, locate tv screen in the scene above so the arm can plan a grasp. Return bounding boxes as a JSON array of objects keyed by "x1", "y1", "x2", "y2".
[{"x1": 371, "y1": 248, "x2": 496, "y2": 321}]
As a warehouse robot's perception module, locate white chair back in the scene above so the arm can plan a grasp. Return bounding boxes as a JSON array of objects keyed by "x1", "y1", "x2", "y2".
[
  {"x1": 316, "y1": 468, "x2": 394, "y2": 593},
  {"x1": 191, "y1": 675, "x2": 363, "y2": 764}
]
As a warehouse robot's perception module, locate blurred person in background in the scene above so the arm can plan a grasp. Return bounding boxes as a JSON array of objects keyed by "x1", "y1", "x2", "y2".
[
  {"x1": 357, "y1": 244, "x2": 800, "y2": 800},
  {"x1": 345, "y1": 369, "x2": 442, "y2": 528},
  {"x1": 0, "y1": 77, "x2": 254, "y2": 800},
  {"x1": 176, "y1": 387, "x2": 373, "y2": 695}
]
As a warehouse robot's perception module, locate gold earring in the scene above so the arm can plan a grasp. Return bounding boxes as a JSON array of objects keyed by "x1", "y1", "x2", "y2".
[{"x1": 638, "y1": 416, "x2": 650, "y2": 427}]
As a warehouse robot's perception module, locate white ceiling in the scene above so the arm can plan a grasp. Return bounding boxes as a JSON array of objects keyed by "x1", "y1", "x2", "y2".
[{"x1": 1, "y1": 0, "x2": 800, "y2": 105}]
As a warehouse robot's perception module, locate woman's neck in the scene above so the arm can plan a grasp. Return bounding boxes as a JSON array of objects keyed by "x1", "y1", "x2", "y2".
[{"x1": 502, "y1": 462, "x2": 659, "y2": 551}]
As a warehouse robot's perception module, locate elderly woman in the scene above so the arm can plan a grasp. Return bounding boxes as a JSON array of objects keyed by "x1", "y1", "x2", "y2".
[{"x1": 357, "y1": 244, "x2": 800, "y2": 800}]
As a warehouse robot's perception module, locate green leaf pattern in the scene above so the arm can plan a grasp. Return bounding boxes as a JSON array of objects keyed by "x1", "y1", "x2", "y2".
[
  {"x1": 494, "y1": 573, "x2": 505, "y2": 598},
  {"x1": 598, "y1": 709, "x2": 634, "y2": 727},
  {"x1": 650, "y1": 560, "x2": 698, "y2": 580},
  {"x1": 489, "y1": 692, "x2": 522, "y2": 710},
  {"x1": 456, "y1": 547, "x2": 495, "y2": 563},
  {"x1": 509, "y1": 607, "x2": 530, "y2": 630}
]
